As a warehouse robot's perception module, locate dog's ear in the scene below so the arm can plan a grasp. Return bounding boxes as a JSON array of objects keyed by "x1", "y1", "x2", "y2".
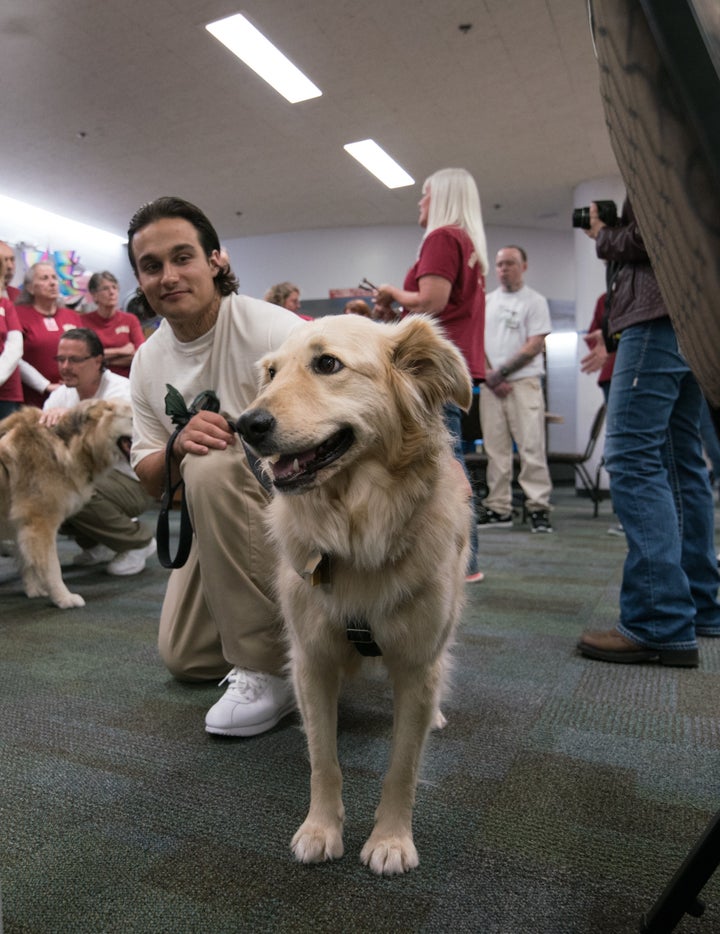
[
  {"x1": 390, "y1": 315, "x2": 473, "y2": 411},
  {"x1": 52, "y1": 407, "x2": 90, "y2": 443},
  {"x1": 52, "y1": 399, "x2": 108, "y2": 443}
]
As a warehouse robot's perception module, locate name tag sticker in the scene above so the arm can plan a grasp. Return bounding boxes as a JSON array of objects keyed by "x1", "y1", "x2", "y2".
[{"x1": 44, "y1": 317, "x2": 60, "y2": 332}]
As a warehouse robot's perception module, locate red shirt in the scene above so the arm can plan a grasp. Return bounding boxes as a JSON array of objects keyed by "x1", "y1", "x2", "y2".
[
  {"x1": 588, "y1": 293, "x2": 616, "y2": 385},
  {"x1": 6, "y1": 285, "x2": 21, "y2": 304},
  {"x1": 15, "y1": 304, "x2": 82, "y2": 407},
  {"x1": 403, "y1": 226, "x2": 485, "y2": 379},
  {"x1": 82, "y1": 309, "x2": 146, "y2": 377},
  {"x1": 0, "y1": 297, "x2": 23, "y2": 402}
]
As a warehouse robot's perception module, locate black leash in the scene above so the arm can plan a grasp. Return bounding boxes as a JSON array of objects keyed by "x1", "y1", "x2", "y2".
[
  {"x1": 156, "y1": 386, "x2": 233, "y2": 569},
  {"x1": 156, "y1": 423, "x2": 194, "y2": 569}
]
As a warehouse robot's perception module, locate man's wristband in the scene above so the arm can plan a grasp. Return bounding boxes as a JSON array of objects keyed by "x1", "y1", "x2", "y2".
[{"x1": 499, "y1": 366, "x2": 510, "y2": 379}]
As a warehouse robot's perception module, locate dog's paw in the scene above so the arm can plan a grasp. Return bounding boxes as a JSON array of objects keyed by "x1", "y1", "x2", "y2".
[
  {"x1": 53, "y1": 591, "x2": 86, "y2": 609},
  {"x1": 291, "y1": 821, "x2": 344, "y2": 864},
  {"x1": 432, "y1": 708, "x2": 448, "y2": 730},
  {"x1": 360, "y1": 832, "x2": 419, "y2": 876}
]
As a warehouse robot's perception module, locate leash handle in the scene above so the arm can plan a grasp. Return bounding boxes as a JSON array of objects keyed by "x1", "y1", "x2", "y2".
[{"x1": 156, "y1": 426, "x2": 194, "y2": 569}]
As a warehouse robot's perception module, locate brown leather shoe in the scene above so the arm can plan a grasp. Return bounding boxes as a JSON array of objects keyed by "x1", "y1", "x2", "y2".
[{"x1": 577, "y1": 629, "x2": 699, "y2": 668}]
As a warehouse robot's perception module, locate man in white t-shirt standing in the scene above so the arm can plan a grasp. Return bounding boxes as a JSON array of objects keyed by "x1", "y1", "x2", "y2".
[
  {"x1": 127, "y1": 196, "x2": 303, "y2": 738},
  {"x1": 479, "y1": 245, "x2": 554, "y2": 532},
  {"x1": 42, "y1": 327, "x2": 156, "y2": 574}
]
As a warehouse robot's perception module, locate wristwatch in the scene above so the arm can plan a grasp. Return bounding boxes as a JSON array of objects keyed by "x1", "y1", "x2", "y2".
[{"x1": 500, "y1": 366, "x2": 510, "y2": 379}]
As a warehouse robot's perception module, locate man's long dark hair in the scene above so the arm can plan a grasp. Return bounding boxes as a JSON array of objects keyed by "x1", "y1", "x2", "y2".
[{"x1": 127, "y1": 196, "x2": 239, "y2": 315}]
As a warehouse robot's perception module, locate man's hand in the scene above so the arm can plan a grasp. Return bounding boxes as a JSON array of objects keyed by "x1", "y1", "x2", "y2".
[
  {"x1": 490, "y1": 381, "x2": 513, "y2": 398},
  {"x1": 583, "y1": 202, "x2": 607, "y2": 241},
  {"x1": 173, "y1": 410, "x2": 236, "y2": 458},
  {"x1": 484, "y1": 368, "x2": 514, "y2": 397},
  {"x1": 39, "y1": 407, "x2": 69, "y2": 427}
]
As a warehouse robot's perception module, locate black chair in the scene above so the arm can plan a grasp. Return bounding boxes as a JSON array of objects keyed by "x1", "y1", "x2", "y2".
[{"x1": 546, "y1": 403, "x2": 607, "y2": 516}]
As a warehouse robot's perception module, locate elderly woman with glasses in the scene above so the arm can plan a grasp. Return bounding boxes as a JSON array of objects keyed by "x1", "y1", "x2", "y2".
[
  {"x1": 15, "y1": 261, "x2": 81, "y2": 407},
  {"x1": 83, "y1": 271, "x2": 146, "y2": 377}
]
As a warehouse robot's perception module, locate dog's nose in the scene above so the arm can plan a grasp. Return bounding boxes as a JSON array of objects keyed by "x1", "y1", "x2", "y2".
[{"x1": 236, "y1": 408, "x2": 276, "y2": 448}]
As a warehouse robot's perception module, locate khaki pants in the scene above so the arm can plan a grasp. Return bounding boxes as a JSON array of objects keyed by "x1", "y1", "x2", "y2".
[
  {"x1": 63, "y1": 470, "x2": 155, "y2": 552},
  {"x1": 479, "y1": 376, "x2": 553, "y2": 514},
  {"x1": 157, "y1": 444, "x2": 286, "y2": 682}
]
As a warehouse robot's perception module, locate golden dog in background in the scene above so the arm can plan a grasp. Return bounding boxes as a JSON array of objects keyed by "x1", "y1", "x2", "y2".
[
  {"x1": 238, "y1": 314, "x2": 472, "y2": 876},
  {"x1": 0, "y1": 399, "x2": 134, "y2": 608}
]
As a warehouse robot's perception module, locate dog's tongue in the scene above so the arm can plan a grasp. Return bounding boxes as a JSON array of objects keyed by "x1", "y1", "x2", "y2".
[{"x1": 272, "y1": 448, "x2": 317, "y2": 481}]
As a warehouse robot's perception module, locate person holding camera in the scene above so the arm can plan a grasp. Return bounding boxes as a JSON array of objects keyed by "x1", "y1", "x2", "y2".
[
  {"x1": 127, "y1": 196, "x2": 304, "y2": 736},
  {"x1": 577, "y1": 198, "x2": 720, "y2": 666}
]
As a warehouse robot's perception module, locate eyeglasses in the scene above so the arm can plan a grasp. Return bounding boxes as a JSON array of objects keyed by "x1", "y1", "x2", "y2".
[{"x1": 53, "y1": 355, "x2": 94, "y2": 364}]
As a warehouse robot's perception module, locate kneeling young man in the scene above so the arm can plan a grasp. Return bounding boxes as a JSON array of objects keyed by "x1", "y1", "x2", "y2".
[{"x1": 127, "y1": 196, "x2": 303, "y2": 737}]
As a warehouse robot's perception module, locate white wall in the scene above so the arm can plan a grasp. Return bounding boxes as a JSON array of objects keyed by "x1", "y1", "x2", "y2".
[
  {"x1": 3, "y1": 210, "x2": 576, "y2": 308},
  {"x1": 225, "y1": 223, "x2": 576, "y2": 303}
]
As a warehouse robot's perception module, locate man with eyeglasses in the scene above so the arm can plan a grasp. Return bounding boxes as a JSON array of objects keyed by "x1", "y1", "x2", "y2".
[{"x1": 41, "y1": 327, "x2": 156, "y2": 576}]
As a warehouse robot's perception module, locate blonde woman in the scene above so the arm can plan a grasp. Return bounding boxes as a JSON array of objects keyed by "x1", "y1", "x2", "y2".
[{"x1": 374, "y1": 167, "x2": 488, "y2": 581}]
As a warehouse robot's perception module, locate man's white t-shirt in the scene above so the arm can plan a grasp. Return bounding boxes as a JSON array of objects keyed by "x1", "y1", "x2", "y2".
[
  {"x1": 44, "y1": 369, "x2": 136, "y2": 479},
  {"x1": 130, "y1": 293, "x2": 303, "y2": 469},
  {"x1": 484, "y1": 284, "x2": 552, "y2": 379}
]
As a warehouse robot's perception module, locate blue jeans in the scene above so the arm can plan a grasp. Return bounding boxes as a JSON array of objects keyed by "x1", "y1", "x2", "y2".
[
  {"x1": 444, "y1": 403, "x2": 479, "y2": 575},
  {"x1": 699, "y1": 395, "x2": 720, "y2": 481},
  {"x1": 604, "y1": 317, "x2": 720, "y2": 648}
]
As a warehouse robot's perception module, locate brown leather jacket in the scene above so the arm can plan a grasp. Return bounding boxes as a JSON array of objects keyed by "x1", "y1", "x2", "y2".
[{"x1": 595, "y1": 199, "x2": 668, "y2": 334}]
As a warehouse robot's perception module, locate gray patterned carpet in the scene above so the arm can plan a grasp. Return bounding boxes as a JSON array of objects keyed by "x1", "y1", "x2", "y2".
[{"x1": 1, "y1": 486, "x2": 719, "y2": 933}]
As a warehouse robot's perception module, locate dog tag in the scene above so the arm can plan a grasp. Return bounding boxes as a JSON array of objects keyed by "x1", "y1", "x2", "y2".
[
  {"x1": 299, "y1": 552, "x2": 332, "y2": 586},
  {"x1": 311, "y1": 553, "x2": 332, "y2": 586}
]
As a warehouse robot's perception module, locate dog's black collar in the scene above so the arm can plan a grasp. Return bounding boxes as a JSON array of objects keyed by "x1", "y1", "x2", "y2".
[{"x1": 345, "y1": 618, "x2": 382, "y2": 657}]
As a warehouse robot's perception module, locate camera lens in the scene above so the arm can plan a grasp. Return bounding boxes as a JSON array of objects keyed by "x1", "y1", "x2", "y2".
[{"x1": 572, "y1": 207, "x2": 590, "y2": 229}]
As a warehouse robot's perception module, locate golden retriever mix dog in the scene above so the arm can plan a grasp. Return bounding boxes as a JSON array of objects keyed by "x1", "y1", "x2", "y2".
[
  {"x1": 238, "y1": 314, "x2": 472, "y2": 876},
  {"x1": 0, "y1": 399, "x2": 133, "y2": 608}
]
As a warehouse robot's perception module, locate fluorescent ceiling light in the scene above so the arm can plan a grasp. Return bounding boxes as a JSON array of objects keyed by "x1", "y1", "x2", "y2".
[
  {"x1": 206, "y1": 13, "x2": 322, "y2": 104},
  {"x1": 343, "y1": 140, "x2": 414, "y2": 189},
  {"x1": 0, "y1": 193, "x2": 126, "y2": 245}
]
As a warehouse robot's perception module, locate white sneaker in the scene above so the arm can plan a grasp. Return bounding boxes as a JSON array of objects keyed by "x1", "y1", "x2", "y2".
[
  {"x1": 205, "y1": 668, "x2": 296, "y2": 737},
  {"x1": 73, "y1": 544, "x2": 116, "y2": 566},
  {"x1": 106, "y1": 538, "x2": 156, "y2": 576}
]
